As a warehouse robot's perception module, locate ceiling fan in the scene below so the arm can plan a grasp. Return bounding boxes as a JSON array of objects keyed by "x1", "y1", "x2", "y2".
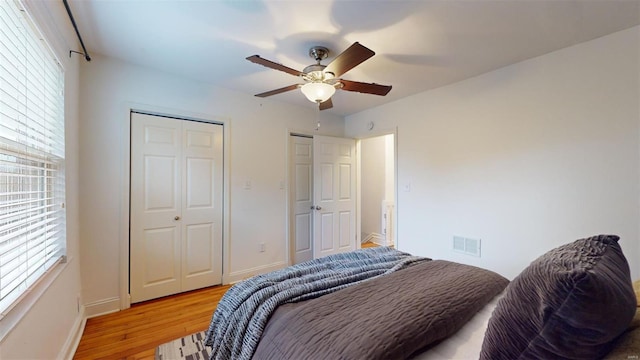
[{"x1": 246, "y1": 42, "x2": 392, "y2": 110}]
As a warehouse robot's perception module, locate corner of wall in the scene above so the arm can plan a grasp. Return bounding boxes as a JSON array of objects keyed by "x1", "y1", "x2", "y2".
[
  {"x1": 58, "y1": 307, "x2": 86, "y2": 360},
  {"x1": 84, "y1": 297, "x2": 121, "y2": 319}
]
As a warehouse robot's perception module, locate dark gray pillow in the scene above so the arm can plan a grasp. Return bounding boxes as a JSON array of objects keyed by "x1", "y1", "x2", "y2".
[{"x1": 480, "y1": 235, "x2": 636, "y2": 360}]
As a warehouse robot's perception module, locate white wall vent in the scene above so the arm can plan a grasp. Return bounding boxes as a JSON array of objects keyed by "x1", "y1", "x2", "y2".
[
  {"x1": 453, "y1": 236, "x2": 465, "y2": 252},
  {"x1": 453, "y1": 236, "x2": 481, "y2": 257}
]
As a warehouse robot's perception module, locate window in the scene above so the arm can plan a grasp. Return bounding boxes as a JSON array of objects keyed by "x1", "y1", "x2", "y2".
[{"x1": 0, "y1": 1, "x2": 66, "y2": 317}]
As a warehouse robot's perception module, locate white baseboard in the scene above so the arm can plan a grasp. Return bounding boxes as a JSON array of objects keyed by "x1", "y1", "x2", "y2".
[
  {"x1": 58, "y1": 307, "x2": 86, "y2": 360},
  {"x1": 223, "y1": 261, "x2": 287, "y2": 284},
  {"x1": 363, "y1": 232, "x2": 387, "y2": 246},
  {"x1": 84, "y1": 297, "x2": 121, "y2": 319}
]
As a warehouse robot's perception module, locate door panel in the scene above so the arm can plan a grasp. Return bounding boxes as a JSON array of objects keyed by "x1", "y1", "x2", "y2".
[
  {"x1": 320, "y1": 213, "x2": 334, "y2": 251},
  {"x1": 313, "y1": 135, "x2": 356, "y2": 258},
  {"x1": 295, "y1": 214, "x2": 311, "y2": 252},
  {"x1": 339, "y1": 164, "x2": 351, "y2": 199},
  {"x1": 180, "y1": 120, "x2": 223, "y2": 292},
  {"x1": 185, "y1": 158, "x2": 213, "y2": 208},
  {"x1": 142, "y1": 227, "x2": 179, "y2": 286},
  {"x1": 184, "y1": 223, "x2": 214, "y2": 276},
  {"x1": 290, "y1": 136, "x2": 313, "y2": 264},
  {"x1": 131, "y1": 115, "x2": 182, "y2": 301},
  {"x1": 339, "y1": 211, "x2": 351, "y2": 248},
  {"x1": 144, "y1": 156, "x2": 177, "y2": 211},
  {"x1": 295, "y1": 165, "x2": 311, "y2": 202},
  {"x1": 320, "y1": 164, "x2": 333, "y2": 200}
]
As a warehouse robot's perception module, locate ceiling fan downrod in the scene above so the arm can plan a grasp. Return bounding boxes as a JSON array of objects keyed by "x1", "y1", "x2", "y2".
[{"x1": 308, "y1": 46, "x2": 329, "y2": 64}]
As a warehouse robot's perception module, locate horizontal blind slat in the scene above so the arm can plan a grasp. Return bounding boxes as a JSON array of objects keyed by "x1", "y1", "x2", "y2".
[
  {"x1": 0, "y1": 0, "x2": 66, "y2": 315},
  {"x1": 0, "y1": 212, "x2": 59, "y2": 243},
  {"x1": 0, "y1": 203, "x2": 59, "y2": 230}
]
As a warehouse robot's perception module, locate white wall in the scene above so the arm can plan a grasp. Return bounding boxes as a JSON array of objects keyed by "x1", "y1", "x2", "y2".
[
  {"x1": 384, "y1": 135, "x2": 395, "y2": 204},
  {"x1": 361, "y1": 136, "x2": 386, "y2": 240},
  {"x1": 346, "y1": 26, "x2": 640, "y2": 280},
  {"x1": 0, "y1": 2, "x2": 84, "y2": 359},
  {"x1": 77, "y1": 55, "x2": 344, "y2": 315}
]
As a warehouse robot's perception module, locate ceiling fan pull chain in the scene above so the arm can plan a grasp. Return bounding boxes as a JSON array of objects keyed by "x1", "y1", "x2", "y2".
[{"x1": 316, "y1": 101, "x2": 321, "y2": 130}]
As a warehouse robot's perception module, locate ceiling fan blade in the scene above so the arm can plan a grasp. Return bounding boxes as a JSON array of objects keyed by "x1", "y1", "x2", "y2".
[
  {"x1": 246, "y1": 55, "x2": 303, "y2": 77},
  {"x1": 340, "y1": 79, "x2": 392, "y2": 96},
  {"x1": 255, "y1": 84, "x2": 300, "y2": 97},
  {"x1": 324, "y1": 42, "x2": 375, "y2": 78},
  {"x1": 319, "y1": 97, "x2": 333, "y2": 111}
]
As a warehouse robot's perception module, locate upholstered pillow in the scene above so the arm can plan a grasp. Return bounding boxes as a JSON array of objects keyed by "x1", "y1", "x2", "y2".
[{"x1": 480, "y1": 235, "x2": 636, "y2": 360}]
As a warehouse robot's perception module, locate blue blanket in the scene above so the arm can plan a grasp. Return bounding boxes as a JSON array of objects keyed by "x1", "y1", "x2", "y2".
[{"x1": 204, "y1": 247, "x2": 429, "y2": 360}]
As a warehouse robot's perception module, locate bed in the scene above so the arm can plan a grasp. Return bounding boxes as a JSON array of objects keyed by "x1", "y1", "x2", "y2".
[{"x1": 204, "y1": 235, "x2": 638, "y2": 360}]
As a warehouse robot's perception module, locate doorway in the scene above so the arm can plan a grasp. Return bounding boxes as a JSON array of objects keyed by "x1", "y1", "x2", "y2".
[
  {"x1": 360, "y1": 134, "x2": 395, "y2": 247},
  {"x1": 129, "y1": 112, "x2": 223, "y2": 303}
]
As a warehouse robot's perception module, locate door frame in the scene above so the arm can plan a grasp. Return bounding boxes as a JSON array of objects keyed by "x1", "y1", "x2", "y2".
[
  {"x1": 355, "y1": 128, "x2": 398, "y2": 250},
  {"x1": 119, "y1": 103, "x2": 231, "y2": 310},
  {"x1": 285, "y1": 126, "x2": 399, "y2": 266}
]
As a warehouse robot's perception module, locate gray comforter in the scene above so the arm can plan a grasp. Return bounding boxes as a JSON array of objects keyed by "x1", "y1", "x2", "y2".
[
  {"x1": 254, "y1": 260, "x2": 509, "y2": 360},
  {"x1": 204, "y1": 247, "x2": 429, "y2": 360}
]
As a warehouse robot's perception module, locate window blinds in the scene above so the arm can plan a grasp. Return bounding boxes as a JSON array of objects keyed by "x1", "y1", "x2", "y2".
[{"x1": 0, "y1": 1, "x2": 66, "y2": 317}]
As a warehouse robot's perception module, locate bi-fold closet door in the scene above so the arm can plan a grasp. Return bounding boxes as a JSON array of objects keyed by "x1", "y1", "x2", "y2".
[
  {"x1": 130, "y1": 112, "x2": 223, "y2": 303},
  {"x1": 290, "y1": 135, "x2": 357, "y2": 265}
]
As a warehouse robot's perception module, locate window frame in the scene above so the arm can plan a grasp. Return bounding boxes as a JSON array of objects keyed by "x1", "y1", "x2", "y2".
[{"x1": 0, "y1": 0, "x2": 67, "y2": 333}]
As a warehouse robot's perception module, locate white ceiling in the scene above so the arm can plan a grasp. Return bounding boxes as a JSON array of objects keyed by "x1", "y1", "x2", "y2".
[{"x1": 66, "y1": 0, "x2": 640, "y2": 116}]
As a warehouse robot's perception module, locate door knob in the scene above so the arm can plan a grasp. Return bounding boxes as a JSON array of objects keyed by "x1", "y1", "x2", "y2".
[
  {"x1": 174, "y1": 216, "x2": 181, "y2": 220},
  {"x1": 315, "y1": 206, "x2": 322, "y2": 210},
  {"x1": 310, "y1": 206, "x2": 315, "y2": 210}
]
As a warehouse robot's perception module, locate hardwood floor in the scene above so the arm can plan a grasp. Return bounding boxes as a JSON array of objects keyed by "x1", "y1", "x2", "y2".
[
  {"x1": 362, "y1": 241, "x2": 381, "y2": 248},
  {"x1": 73, "y1": 284, "x2": 231, "y2": 360},
  {"x1": 74, "y1": 246, "x2": 386, "y2": 359}
]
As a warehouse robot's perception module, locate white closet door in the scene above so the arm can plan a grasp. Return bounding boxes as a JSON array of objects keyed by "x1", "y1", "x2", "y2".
[
  {"x1": 290, "y1": 136, "x2": 313, "y2": 264},
  {"x1": 313, "y1": 135, "x2": 357, "y2": 258},
  {"x1": 181, "y1": 120, "x2": 223, "y2": 291},
  {"x1": 130, "y1": 112, "x2": 222, "y2": 303}
]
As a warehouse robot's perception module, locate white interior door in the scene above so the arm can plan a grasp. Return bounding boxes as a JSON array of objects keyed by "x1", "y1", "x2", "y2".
[
  {"x1": 130, "y1": 112, "x2": 223, "y2": 303},
  {"x1": 290, "y1": 136, "x2": 313, "y2": 264},
  {"x1": 180, "y1": 120, "x2": 223, "y2": 292},
  {"x1": 313, "y1": 135, "x2": 357, "y2": 258}
]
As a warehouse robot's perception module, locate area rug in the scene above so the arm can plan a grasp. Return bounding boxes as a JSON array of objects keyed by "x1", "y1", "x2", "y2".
[{"x1": 155, "y1": 331, "x2": 208, "y2": 360}]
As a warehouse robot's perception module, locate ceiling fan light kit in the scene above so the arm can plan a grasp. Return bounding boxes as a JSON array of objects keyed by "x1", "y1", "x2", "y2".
[
  {"x1": 301, "y1": 82, "x2": 336, "y2": 103},
  {"x1": 246, "y1": 42, "x2": 392, "y2": 111}
]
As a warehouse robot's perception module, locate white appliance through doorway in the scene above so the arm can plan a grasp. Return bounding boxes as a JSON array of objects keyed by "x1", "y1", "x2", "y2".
[
  {"x1": 289, "y1": 134, "x2": 357, "y2": 264},
  {"x1": 130, "y1": 112, "x2": 223, "y2": 303}
]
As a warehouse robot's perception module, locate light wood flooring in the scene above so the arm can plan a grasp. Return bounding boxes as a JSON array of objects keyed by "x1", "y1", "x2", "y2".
[
  {"x1": 73, "y1": 284, "x2": 231, "y2": 360},
  {"x1": 74, "y1": 245, "x2": 384, "y2": 359}
]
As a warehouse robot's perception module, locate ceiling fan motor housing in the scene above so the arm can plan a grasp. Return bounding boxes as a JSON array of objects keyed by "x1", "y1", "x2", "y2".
[
  {"x1": 302, "y1": 64, "x2": 335, "y2": 82},
  {"x1": 304, "y1": 46, "x2": 335, "y2": 82}
]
